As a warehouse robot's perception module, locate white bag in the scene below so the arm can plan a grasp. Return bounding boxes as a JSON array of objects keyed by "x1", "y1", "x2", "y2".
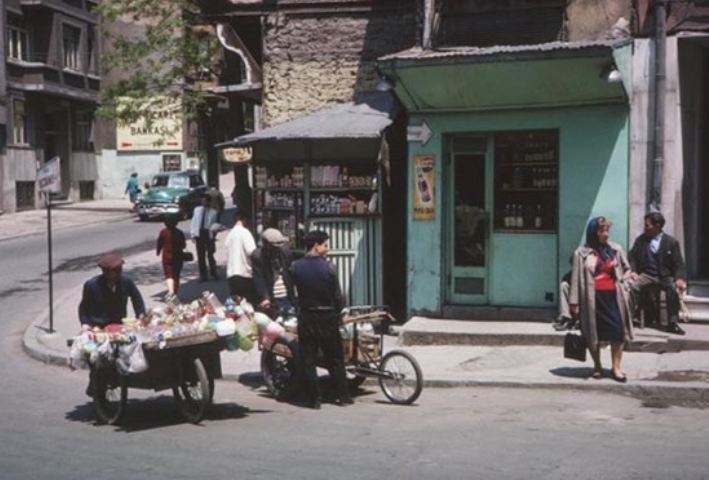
[{"x1": 115, "y1": 341, "x2": 148, "y2": 375}]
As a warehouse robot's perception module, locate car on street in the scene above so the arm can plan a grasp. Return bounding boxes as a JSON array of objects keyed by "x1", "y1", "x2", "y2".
[{"x1": 135, "y1": 170, "x2": 207, "y2": 221}]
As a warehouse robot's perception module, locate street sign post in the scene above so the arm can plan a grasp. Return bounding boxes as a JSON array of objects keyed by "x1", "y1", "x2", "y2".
[{"x1": 37, "y1": 157, "x2": 62, "y2": 334}]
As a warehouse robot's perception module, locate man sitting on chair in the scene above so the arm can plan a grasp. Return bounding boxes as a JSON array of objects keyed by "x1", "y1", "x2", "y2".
[{"x1": 627, "y1": 212, "x2": 687, "y2": 335}]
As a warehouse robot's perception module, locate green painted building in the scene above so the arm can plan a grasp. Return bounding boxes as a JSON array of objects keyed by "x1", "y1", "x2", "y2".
[{"x1": 378, "y1": 40, "x2": 633, "y2": 318}]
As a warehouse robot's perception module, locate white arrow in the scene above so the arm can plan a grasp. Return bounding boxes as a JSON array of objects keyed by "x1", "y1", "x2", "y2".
[{"x1": 407, "y1": 121, "x2": 433, "y2": 146}]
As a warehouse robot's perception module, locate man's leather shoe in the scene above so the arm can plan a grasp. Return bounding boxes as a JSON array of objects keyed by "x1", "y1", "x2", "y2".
[
  {"x1": 667, "y1": 322, "x2": 686, "y2": 335},
  {"x1": 335, "y1": 396, "x2": 354, "y2": 406}
]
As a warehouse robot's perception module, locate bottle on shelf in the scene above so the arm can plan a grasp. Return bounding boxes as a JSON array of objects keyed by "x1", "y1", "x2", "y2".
[
  {"x1": 534, "y1": 204, "x2": 543, "y2": 229},
  {"x1": 515, "y1": 204, "x2": 524, "y2": 228}
]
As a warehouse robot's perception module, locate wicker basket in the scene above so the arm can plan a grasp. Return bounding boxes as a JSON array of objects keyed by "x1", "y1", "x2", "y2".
[{"x1": 342, "y1": 334, "x2": 381, "y2": 363}]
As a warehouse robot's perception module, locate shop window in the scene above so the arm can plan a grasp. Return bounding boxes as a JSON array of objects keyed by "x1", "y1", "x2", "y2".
[
  {"x1": 16, "y1": 181, "x2": 35, "y2": 209},
  {"x1": 63, "y1": 25, "x2": 81, "y2": 70},
  {"x1": 79, "y1": 181, "x2": 95, "y2": 200},
  {"x1": 12, "y1": 99, "x2": 28, "y2": 145},
  {"x1": 8, "y1": 27, "x2": 29, "y2": 61},
  {"x1": 494, "y1": 130, "x2": 558, "y2": 233},
  {"x1": 162, "y1": 154, "x2": 182, "y2": 172},
  {"x1": 73, "y1": 110, "x2": 93, "y2": 151}
]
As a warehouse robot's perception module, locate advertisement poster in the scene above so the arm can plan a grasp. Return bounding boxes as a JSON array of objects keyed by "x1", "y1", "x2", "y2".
[
  {"x1": 116, "y1": 98, "x2": 183, "y2": 151},
  {"x1": 413, "y1": 154, "x2": 435, "y2": 221},
  {"x1": 37, "y1": 157, "x2": 62, "y2": 194}
]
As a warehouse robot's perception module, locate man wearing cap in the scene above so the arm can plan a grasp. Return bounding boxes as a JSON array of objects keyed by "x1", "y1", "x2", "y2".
[
  {"x1": 251, "y1": 228, "x2": 297, "y2": 316},
  {"x1": 78, "y1": 253, "x2": 146, "y2": 328},
  {"x1": 289, "y1": 230, "x2": 352, "y2": 409},
  {"x1": 224, "y1": 211, "x2": 257, "y2": 304}
]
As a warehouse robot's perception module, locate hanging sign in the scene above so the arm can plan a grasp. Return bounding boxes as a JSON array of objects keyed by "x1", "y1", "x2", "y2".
[
  {"x1": 222, "y1": 146, "x2": 253, "y2": 163},
  {"x1": 37, "y1": 157, "x2": 62, "y2": 194},
  {"x1": 413, "y1": 154, "x2": 435, "y2": 221},
  {"x1": 407, "y1": 121, "x2": 433, "y2": 145}
]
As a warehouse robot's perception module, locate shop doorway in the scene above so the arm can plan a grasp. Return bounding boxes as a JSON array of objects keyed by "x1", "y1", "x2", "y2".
[{"x1": 446, "y1": 137, "x2": 490, "y2": 304}]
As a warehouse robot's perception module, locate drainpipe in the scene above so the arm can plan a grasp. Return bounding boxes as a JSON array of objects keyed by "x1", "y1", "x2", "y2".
[{"x1": 650, "y1": 0, "x2": 668, "y2": 211}]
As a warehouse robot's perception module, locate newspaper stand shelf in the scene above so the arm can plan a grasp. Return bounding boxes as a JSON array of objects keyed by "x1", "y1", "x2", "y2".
[
  {"x1": 89, "y1": 331, "x2": 226, "y2": 425},
  {"x1": 260, "y1": 306, "x2": 423, "y2": 405}
]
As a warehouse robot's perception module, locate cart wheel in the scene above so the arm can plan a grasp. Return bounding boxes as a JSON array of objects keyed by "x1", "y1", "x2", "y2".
[
  {"x1": 93, "y1": 372, "x2": 127, "y2": 425},
  {"x1": 378, "y1": 350, "x2": 423, "y2": 405},
  {"x1": 261, "y1": 336, "x2": 300, "y2": 400},
  {"x1": 173, "y1": 357, "x2": 211, "y2": 424}
]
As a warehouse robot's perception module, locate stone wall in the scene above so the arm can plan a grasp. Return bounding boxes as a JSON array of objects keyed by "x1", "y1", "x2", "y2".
[
  {"x1": 261, "y1": 6, "x2": 417, "y2": 127},
  {"x1": 566, "y1": 0, "x2": 632, "y2": 41}
]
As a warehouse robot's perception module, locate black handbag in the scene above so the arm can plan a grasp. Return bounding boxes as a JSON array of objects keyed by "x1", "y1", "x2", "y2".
[
  {"x1": 181, "y1": 251, "x2": 194, "y2": 262},
  {"x1": 563, "y1": 333, "x2": 587, "y2": 362}
]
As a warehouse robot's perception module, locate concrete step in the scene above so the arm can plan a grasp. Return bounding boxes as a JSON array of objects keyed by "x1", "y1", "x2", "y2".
[
  {"x1": 398, "y1": 316, "x2": 709, "y2": 352},
  {"x1": 683, "y1": 295, "x2": 709, "y2": 324}
]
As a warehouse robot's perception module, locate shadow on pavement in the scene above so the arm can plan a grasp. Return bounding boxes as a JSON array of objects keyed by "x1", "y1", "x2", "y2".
[
  {"x1": 549, "y1": 366, "x2": 595, "y2": 379},
  {"x1": 65, "y1": 396, "x2": 265, "y2": 432}
]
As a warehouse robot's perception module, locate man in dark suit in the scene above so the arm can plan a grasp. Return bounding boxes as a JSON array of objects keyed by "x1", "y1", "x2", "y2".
[{"x1": 628, "y1": 212, "x2": 687, "y2": 335}]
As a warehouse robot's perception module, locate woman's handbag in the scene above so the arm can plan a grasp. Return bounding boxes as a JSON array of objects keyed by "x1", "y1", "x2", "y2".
[
  {"x1": 564, "y1": 333, "x2": 587, "y2": 362},
  {"x1": 181, "y1": 251, "x2": 194, "y2": 262}
]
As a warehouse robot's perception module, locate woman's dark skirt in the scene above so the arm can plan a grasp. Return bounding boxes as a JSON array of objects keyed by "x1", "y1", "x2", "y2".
[{"x1": 595, "y1": 289, "x2": 624, "y2": 342}]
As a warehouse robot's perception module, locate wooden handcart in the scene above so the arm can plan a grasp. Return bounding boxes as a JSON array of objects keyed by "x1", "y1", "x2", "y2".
[
  {"x1": 89, "y1": 331, "x2": 225, "y2": 425},
  {"x1": 260, "y1": 306, "x2": 423, "y2": 405}
]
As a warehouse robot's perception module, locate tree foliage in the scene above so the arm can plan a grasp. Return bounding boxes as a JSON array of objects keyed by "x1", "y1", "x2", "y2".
[{"x1": 94, "y1": 0, "x2": 220, "y2": 127}]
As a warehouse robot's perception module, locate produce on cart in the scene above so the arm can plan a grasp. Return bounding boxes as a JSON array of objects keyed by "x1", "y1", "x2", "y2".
[{"x1": 68, "y1": 292, "x2": 257, "y2": 425}]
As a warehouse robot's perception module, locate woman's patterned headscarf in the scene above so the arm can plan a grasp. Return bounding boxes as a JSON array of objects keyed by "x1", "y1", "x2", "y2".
[{"x1": 585, "y1": 216, "x2": 616, "y2": 261}]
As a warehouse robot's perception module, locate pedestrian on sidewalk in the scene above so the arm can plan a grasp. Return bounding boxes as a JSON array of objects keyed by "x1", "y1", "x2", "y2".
[
  {"x1": 78, "y1": 253, "x2": 146, "y2": 328},
  {"x1": 124, "y1": 172, "x2": 140, "y2": 210},
  {"x1": 224, "y1": 211, "x2": 257, "y2": 304},
  {"x1": 627, "y1": 212, "x2": 687, "y2": 335},
  {"x1": 156, "y1": 215, "x2": 187, "y2": 297},
  {"x1": 252, "y1": 228, "x2": 298, "y2": 317},
  {"x1": 289, "y1": 230, "x2": 352, "y2": 409},
  {"x1": 190, "y1": 193, "x2": 219, "y2": 282},
  {"x1": 207, "y1": 183, "x2": 226, "y2": 222},
  {"x1": 569, "y1": 217, "x2": 634, "y2": 383}
]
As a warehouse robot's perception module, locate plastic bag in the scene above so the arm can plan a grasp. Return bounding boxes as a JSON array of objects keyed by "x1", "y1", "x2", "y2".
[{"x1": 115, "y1": 341, "x2": 148, "y2": 375}]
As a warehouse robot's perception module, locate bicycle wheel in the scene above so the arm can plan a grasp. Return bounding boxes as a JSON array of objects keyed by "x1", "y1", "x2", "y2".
[
  {"x1": 377, "y1": 350, "x2": 423, "y2": 405},
  {"x1": 261, "y1": 336, "x2": 300, "y2": 400},
  {"x1": 173, "y1": 357, "x2": 211, "y2": 424},
  {"x1": 92, "y1": 371, "x2": 127, "y2": 425}
]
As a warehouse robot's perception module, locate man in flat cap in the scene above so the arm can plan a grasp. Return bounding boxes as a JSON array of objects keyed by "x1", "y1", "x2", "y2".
[
  {"x1": 251, "y1": 228, "x2": 298, "y2": 317},
  {"x1": 78, "y1": 253, "x2": 146, "y2": 328}
]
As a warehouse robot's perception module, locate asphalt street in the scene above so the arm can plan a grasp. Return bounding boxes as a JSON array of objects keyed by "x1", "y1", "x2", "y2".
[{"x1": 1, "y1": 219, "x2": 709, "y2": 479}]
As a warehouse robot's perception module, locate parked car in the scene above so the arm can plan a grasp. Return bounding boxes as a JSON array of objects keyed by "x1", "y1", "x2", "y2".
[{"x1": 135, "y1": 170, "x2": 207, "y2": 221}]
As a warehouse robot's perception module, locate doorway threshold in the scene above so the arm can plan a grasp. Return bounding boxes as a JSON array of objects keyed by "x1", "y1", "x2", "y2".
[{"x1": 441, "y1": 305, "x2": 555, "y2": 322}]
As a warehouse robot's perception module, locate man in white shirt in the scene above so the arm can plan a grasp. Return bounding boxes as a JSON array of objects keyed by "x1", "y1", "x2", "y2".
[
  {"x1": 190, "y1": 194, "x2": 219, "y2": 281},
  {"x1": 224, "y1": 211, "x2": 257, "y2": 303}
]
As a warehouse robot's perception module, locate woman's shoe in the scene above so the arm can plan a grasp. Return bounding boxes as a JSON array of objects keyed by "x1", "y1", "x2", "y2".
[{"x1": 610, "y1": 371, "x2": 627, "y2": 383}]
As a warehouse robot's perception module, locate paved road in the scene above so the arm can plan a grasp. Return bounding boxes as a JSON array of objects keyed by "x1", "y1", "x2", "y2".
[{"x1": 2, "y1": 221, "x2": 709, "y2": 479}]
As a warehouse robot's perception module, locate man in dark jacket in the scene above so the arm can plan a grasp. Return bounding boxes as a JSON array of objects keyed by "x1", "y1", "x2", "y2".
[
  {"x1": 78, "y1": 253, "x2": 146, "y2": 327},
  {"x1": 628, "y1": 212, "x2": 687, "y2": 335},
  {"x1": 251, "y1": 228, "x2": 298, "y2": 316},
  {"x1": 289, "y1": 230, "x2": 351, "y2": 409}
]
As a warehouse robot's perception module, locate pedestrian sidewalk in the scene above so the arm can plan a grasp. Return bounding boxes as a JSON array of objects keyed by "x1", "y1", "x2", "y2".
[
  {"x1": 0, "y1": 198, "x2": 134, "y2": 242},
  {"x1": 22, "y1": 233, "x2": 709, "y2": 404}
]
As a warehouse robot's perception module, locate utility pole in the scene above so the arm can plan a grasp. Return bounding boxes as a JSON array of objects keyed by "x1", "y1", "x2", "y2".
[{"x1": 650, "y1": 0, "x2": 668, "y2": 212}]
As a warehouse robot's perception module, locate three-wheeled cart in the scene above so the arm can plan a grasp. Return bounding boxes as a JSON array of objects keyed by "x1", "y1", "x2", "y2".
[
  {"x1": 89, "y1": 331, "x2": 224, "y2": 425},
  {"x1": 260, "y1": 306, "x2": 423, "y2": 405}
]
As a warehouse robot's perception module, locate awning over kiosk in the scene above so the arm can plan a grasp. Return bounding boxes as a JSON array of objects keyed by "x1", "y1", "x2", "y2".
[{"x1": 377, "y1": 40, "x2": 631, "y2": 112}]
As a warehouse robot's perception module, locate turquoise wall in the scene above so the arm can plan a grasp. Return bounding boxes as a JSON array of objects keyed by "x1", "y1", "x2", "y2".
[{"x1": 407, "y1": 105, "x2": 629, "y2": 315}]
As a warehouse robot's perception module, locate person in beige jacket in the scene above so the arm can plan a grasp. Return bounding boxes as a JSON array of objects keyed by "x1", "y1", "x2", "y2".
[{"x1": 569, "y1": 217, "x2": 634, "y2": 382}]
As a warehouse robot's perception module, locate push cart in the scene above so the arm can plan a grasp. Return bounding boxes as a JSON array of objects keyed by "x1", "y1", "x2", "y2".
[
  {"x1": 260, "y1": 306, "x2": 423, "y2": 405},
  {"x1": 88, "y1": 331, "x2": 225, "y2": 425}
]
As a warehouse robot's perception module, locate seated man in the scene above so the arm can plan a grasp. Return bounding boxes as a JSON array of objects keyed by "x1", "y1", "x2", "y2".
[
  {"x1": 79, "y1": 253, "x2": 146, "y2": 328},
  {"x1": 628, "y1": 212, "x2": 687, "y2": 335}
]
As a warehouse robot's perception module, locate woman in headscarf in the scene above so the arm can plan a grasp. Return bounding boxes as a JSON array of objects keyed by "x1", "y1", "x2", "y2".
[{"x1": 569, "y1": 217, "x2": 633, "y2": 382}]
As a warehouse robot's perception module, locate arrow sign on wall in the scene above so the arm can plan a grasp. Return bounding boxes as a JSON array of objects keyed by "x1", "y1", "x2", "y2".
[{"x1": 407, "y1": 121, "x2": 433, "y2": 145}]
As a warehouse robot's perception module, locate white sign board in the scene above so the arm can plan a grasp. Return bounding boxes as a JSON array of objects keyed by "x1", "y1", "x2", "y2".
[
  {"x1": 407, "y1": 121, "x2": 433, "y2": 146},
  {"x1": 116, "y1": 98, "x2": 183, "y2": 151},
  {"x1": 37, "y1": 157, "x2": 62, "y2": 194}
]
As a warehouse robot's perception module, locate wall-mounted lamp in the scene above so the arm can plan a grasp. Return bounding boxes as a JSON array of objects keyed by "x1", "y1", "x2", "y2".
[
  {"x1": 376, "y1": 75, "x2": 395, "y2": 92},
  {"x1": 600, "y1": 65, "x2": 622, "y2": 83}
]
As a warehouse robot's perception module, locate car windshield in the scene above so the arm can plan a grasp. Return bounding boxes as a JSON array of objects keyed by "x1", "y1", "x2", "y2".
[
  {"x1": 169, "y1": 176, "x2": 189, "y2": 188},
  {"x1": 151, "y1": 176, "x2": 169, "y2": 187}
]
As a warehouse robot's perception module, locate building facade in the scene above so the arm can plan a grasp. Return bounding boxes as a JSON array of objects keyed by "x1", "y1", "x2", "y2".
[{"x1": 1, "y1": 0, "x2": 100, "y2": 212}]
